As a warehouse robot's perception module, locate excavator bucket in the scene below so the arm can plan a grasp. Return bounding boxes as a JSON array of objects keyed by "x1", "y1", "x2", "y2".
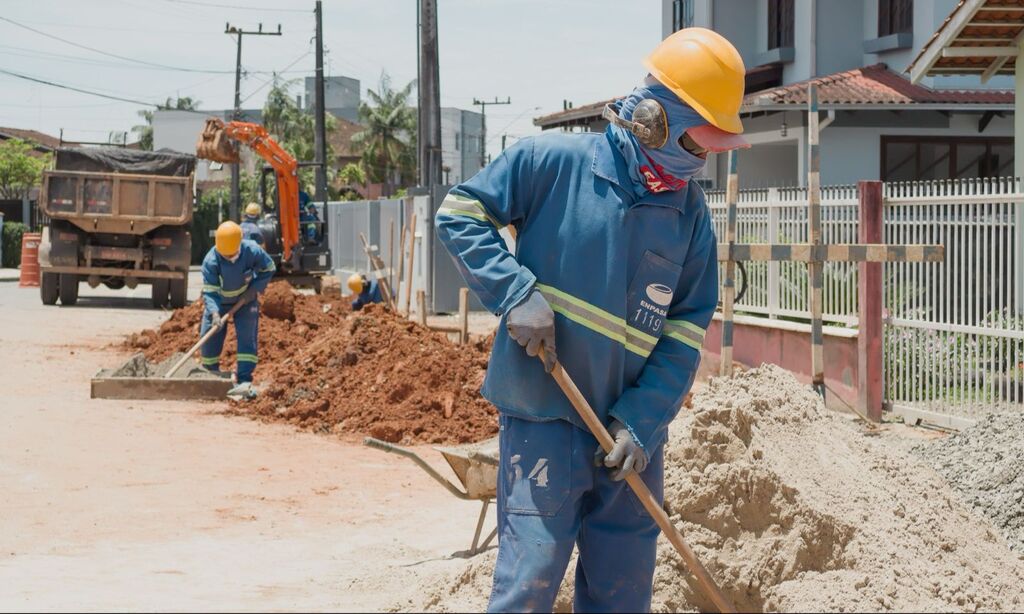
[{"x1": 195, "y1": 118, "x2": 240, "y2": 163}]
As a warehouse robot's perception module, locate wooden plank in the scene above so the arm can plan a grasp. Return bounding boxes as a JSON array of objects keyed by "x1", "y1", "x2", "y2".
[
  {"x1": 417, "y1": 289, "x2": 427, "y2": 326},
  {"x1": 404, "y1": 213, "x2": 417, "y2": 316},
  {"x1": 808, "y1": 84, "x2": 826, "y2": 399},
  {"x1": 358, "y1": 232, "x2": 398, "y2": 311},
  {"x1": 90, "y1": 376, "x2": 233, "y2": 400},
  {"x1": 717, "y1": 244, "x2": 944, "y2": 262},
  {"x1": 459, "y1": 287, "x2": 470, "y2": 344},
  {"x1": 720, "y1": 150, "x2": 739, "y2": 377}
]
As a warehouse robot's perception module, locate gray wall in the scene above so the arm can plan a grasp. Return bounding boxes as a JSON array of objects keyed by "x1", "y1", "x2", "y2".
[
  {"x1": 440, "y1": 107, "x2": 484, "y2": 186},
  {"x1": 816, "y1": 0, "x2": 865, "y2": 77},
  {"x1": 305, "y1": 76, "x2": 361, "y2": 123}
]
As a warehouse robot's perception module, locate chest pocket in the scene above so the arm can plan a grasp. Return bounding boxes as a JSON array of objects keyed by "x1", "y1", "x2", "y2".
[{"x1": 626, "y1": 250, "x2": 683, "y2": 343}]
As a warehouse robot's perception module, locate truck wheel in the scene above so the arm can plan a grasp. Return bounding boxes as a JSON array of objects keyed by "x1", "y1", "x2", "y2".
[
  {"x1": 169, "y1": 277, "x2": 187, "y2": 309},
  {"x1": 59, "y1": 274, "x2": 79, "y2": 306},
  {"x1": 151, "y1": 278, "x2": 170, "y2": 308},
  {"x1": 40, "y1": 272, "x2": 59, "y2": 305}
]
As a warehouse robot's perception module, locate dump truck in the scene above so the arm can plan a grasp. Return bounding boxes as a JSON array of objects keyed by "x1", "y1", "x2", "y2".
[{"x1": 37, "y1": 147, "x2": 196, "y2": 308}]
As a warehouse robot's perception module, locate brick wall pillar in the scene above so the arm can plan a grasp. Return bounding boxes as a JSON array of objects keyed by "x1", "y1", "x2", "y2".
[{"x1": 857, "y1": 180, "x2": 884, "y2": 422}]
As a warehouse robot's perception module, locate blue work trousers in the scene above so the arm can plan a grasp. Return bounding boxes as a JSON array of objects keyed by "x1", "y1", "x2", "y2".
[
  {"x1": 488, "y1": 413, "x2": 664, "y2": 613},
  {"x1": 200, "y1": 300, "x2": 259, "y2": 383}
]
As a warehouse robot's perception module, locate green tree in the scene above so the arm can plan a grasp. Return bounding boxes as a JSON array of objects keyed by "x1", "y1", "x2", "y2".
[
  {"x1": 132, "y1": 96, "x2": 200, "y2": 150},
  {"x1": 352, "y1": 73, "x2": 417, "y2": 196},
  {"x1": 338, "y1": 162, "x2": 367, "y2": 187},
  {"x1": 262, "y1": 78, "x2": 336, "y2": 191},
  {"x1": 0, "y1": 139, "x2": 51, "y2": 200}
]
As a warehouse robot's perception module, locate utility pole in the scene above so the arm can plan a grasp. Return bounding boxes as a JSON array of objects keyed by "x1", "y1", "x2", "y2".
[
  {"x1": 417, "y1": 0, "x2": 442, "y2": 191},
  {"x1": 472, "y1": 96, "x2": 510, "y2": 167},
  {"x1": 313, "y1": 1, "x2": 328, "y2": 204},
  {"x1": 225, "y1": 21, "x2": 281, "y2": 220}
]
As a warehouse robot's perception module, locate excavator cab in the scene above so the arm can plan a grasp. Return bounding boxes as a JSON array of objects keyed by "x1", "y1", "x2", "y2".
[{"x1": 196, "y1": 118, "x2": 331, "y2": 288}]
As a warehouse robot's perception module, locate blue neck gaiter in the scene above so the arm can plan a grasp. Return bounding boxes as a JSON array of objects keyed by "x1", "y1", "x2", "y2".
[{"x1": 608, "y1": 80, "x2": 709, "y2": 195}]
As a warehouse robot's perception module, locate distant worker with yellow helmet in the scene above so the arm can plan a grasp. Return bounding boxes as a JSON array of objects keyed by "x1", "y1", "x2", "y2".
[
  {"x1": 347, "y1": 272, "x2": 384, "y2": 311},
  {"x1": 435, "y1": 28, "x2": 749, "y2": 612},
  {"x1": 240, "y1": 202, "x2": 265, "y2": 246},
  {"x1": 200, "y1": 221, "x2": 276, "y2": 398}
]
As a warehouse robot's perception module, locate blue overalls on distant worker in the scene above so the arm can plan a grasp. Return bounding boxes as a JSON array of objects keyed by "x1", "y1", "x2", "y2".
[
  {"x1": 240, "y1": 215, "x2": 264, "y2": 245},
  {"x1": 351, "y1": 277, "x2": 383, "y2": 311},
  {"x1": 200, "y1": 240, "x2": 276, "y2": 383},
  {"x1": 435, "y1": 130, "x2": 718, "y2": 612}
]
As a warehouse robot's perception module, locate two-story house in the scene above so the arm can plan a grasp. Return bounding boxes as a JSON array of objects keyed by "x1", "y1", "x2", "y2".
[{"x1": 533, "y1": 0, "x2": 1015, "y2": 189}]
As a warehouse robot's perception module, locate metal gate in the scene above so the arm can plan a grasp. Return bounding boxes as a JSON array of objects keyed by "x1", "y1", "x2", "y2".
[{"x1": 883, "y1": 178, "x2": 1023, "y2": 427}]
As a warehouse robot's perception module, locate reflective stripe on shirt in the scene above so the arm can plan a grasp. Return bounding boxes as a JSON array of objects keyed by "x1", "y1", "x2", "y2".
[
  {"x1": 663, "y1": 318, "x2": 706, "y2": 350},
  {"x1": 437, "y1": 194, "x2": 502, "y2": 228}
]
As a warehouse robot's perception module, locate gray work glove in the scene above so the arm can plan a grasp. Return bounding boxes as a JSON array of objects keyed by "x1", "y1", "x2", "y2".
[
  {"x1": 595, "y1": 420, "x2": 649, "y2": 481},
  {"x1": 208, "y1": 311, "x2": 224, "y2": 329},
  {"x1": 239, "y1": 285, "x2": 259, "y2": 305},
  {"x1": 506, "y1": 289, "x2": 557, "y2": 372}
]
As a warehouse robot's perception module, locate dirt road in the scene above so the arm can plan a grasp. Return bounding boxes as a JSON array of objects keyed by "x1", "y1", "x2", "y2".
[{"x1": 0, "y1": 277, "x2": 490, "y2": 611}]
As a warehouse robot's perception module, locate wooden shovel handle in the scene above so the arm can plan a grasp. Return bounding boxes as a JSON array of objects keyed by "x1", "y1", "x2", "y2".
[
  {"x1": 541, "y1": 349, "x2": 735, "y2": 613},
  {"x1": 164, "y1": 299, "x2": 246, "y2": 379}
]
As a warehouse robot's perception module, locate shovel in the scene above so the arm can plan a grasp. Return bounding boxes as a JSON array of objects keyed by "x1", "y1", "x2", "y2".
[
  {"x1": 164, "y1": 300, "x2": 246, "y2": 378},
  {"x1": 538, "y1": 347, "x2": 736, "y2": 613}
]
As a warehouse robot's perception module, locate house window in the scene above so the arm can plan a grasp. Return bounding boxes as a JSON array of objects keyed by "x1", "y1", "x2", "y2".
[
  {"x1": 455, "y1": 131, "x2": 460, "y2": 151},
  {"x1": 878, "y1": 0, "x2": 913, "y2": 37},
  {"x1": 768, "y1": 0, "x2": 794, "y2": 50},
  {"x1": 881, "y1": 136, "x2": 1013, "y2": 182},
  {"x1": 672, "y1": 0, "x2": 694, "y2": 32}
]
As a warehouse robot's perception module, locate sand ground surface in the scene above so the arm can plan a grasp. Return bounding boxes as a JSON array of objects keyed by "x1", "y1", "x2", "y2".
[{"x1": 0, "y1": 277, "x2": 490, "y2": 612}]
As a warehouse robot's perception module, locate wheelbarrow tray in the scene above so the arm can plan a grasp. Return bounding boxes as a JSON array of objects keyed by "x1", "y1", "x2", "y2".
[
  {"x1": 91, "y1": 352, "x2": 234, "y2": 400},
  {"x1": 434, "y1": 437, "x2": 499, "y2": 500}
]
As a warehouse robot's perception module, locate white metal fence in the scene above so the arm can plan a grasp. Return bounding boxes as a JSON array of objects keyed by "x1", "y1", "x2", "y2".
[{"x1": 706, "y1": 178, "x2": 1023, "y2": 424}]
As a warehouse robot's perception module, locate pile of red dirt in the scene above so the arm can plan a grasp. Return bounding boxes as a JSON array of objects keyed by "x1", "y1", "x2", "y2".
[{"x1": 124, "y1": 282, "x2": 498, "y2": 445}]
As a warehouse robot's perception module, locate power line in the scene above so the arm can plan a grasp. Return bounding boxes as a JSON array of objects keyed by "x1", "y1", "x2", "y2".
[
  {"x1": 240, "y1": 51, "x2": 311, "y2": 103},
  {"x1": 161, "y1": 0, "x2": 309, "y2": 12},
  {"x1": 0, "y1": 15, "x2": 236, "y2": 74},
  {"x1": 0, "y1": 67, "x2": 163, "y2": 107}
]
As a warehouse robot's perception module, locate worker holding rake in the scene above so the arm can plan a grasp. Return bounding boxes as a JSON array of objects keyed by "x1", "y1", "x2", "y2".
[{"x1": 436, "y1": 28, "x2": 748, "y2": 612}]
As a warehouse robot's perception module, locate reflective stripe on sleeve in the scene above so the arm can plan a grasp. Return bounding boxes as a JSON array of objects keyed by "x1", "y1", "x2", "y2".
[
  {"x1": 664, "y1": 319, "x2": 706, "y2": 351},
  {"x1": 202, "y1": 284, "x2": 220, "y2": 293},
  {"x1": 436, "y1": 194, "x2": 502, "y2": 228}
]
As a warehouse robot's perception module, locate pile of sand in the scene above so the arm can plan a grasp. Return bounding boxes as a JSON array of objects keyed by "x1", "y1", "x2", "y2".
[
  {"x1": 403, "y1": 366, "x2": 1024, "y2": 612},
  {"x1": 915, "y1": 412, "x2": 1024, "y2": 553},
  {"x1": 124, "y1": 282, "x2": 498, "y2": 445}
]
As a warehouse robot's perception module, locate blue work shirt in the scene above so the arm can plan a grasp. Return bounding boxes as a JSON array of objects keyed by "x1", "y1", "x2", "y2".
[
  {"x1": 240, "y1": 216, "x2": 264, "y2": 245},
  {"x1": 435, "y1": 130, "x2": 718, "y2": 452},
  {"x1": 201, "y1": 239, "x2": 277, "y2": 315},
  {"x1": 351, "y1": 278, "x2": 383, "y2": 311}
]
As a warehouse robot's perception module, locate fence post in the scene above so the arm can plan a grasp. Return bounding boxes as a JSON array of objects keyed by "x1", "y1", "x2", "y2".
[
  {"x1": 767, "y1": 187, "x2": 780, "y2": 319},
  {"x1": 858, "y1": 180, "x2": 884, "y2": 422}
]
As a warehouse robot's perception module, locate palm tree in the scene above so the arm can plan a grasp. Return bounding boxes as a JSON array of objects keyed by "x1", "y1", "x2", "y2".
[
  {"x1": 351, "y1": 73, "x2": 416, "y2": 197},
  {"x1": 132, "y1": 96, "x2": 200, "y2": 150}
]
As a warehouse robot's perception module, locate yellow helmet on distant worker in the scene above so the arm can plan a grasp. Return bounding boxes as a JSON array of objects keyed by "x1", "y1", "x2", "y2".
[
  {"x1": 215, "y1": 221, "x2": 243, "y2": 257},
  {"x1": 244, "y1": 202, "x2": 261, "y2": 217},
  {"x1": 643, "y1": 27, "x2": 746, "y2": 134},
  {"x1": 347, "y1": 273, "x2": 365, "y2": 294}
]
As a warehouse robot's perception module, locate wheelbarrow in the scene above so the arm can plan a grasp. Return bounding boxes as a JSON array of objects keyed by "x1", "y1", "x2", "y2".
[{"x1": 364, "y1": 436, "x2": 499, "y2": 555}]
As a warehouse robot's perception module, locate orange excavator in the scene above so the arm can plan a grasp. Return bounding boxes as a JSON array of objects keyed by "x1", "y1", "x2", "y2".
[{"x1": 195, "y1": 118, "x2": 330, "y2": 284}]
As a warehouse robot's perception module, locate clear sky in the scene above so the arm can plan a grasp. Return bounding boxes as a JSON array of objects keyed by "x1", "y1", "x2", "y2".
[{"x1": 0, "y1": 0, "x2": 661, "y2": 159}]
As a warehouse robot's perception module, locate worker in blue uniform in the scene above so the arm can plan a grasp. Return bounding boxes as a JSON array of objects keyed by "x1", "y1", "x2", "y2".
[
  {"x1": 434, "y1": 28, "x2": 750, "y2": 613},
  {"x1": 300, "y1": 201, "x2": 320, "y2": 244},
  {"x1": 240, "y1": 202, "x2": 264, "y2": 245},
  {"x1": 347, "y1": 272, "x2": 383, "y2": 311},
  {"x1": 200, "y1": 220, "x2": 277, "y2": 398}
]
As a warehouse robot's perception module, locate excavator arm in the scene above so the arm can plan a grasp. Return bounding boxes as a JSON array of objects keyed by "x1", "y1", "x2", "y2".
[{"x1": 196, "y1": 118, "x2": 301, "y2": 262}]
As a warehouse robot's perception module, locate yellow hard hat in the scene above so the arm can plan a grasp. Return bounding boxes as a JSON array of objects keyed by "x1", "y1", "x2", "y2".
[
  {"x1": 347, "y1": 273, "x2": 364, "y2": 294},
  {"x1": 244, "y1": 202, "x2": 261, "y2": 217},
  {"x1": 643, "y1": 27, "x2": 746, "y2": 134},
  {"x1": 215, "y1": 221, "x2": 243, "y2": 257}
]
